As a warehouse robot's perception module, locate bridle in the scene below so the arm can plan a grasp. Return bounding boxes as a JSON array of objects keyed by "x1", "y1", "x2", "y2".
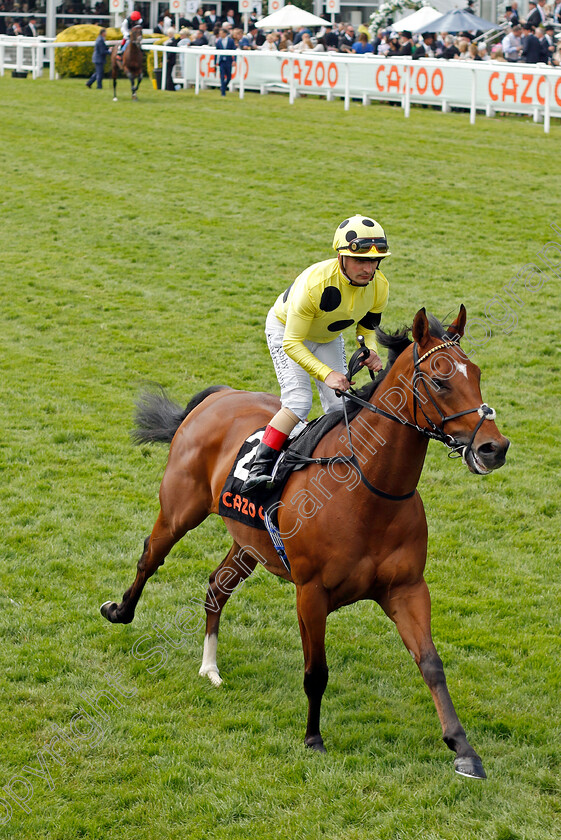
[
  {"x1": 283, "y1": 338, "x2": 497, "y2": 502},
  {"x1": 410, "y1": 339, "x2": 497, "y2": 461},
  {"x1": 335, "y1": 338, "x2": 497, "y2": 497}
]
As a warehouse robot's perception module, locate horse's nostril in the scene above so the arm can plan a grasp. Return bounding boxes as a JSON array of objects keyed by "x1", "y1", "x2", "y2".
[{"x1": 478, "y1": 442, "x2": 498, "y2": 456}]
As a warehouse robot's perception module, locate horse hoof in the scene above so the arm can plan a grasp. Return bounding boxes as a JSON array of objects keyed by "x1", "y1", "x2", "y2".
[
  {"x1": 100, "y1": 601, "x2": 121, "y2": 623},
  {"x1": 112, "y1": 97, "x2": 118, "y2": 102},
  {"x1": 454, "y1": 756, "x2": 487, "y2": 779},
  {"x1": 305, "y1": 735, "x2": 327, "y2": 753},
  {"x1": 199, "y1": 666, "x2": 223, "y2": 686}
]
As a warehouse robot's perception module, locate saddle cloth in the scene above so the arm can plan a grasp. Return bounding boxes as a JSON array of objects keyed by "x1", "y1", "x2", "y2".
[{"x1": 218, "y1": 411, "x2": 344, "y2": 533}]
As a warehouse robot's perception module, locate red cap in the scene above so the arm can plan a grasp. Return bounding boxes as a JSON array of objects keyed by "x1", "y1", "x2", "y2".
[{"x1": 131, "y1": 11, "x2": 141, "y2": 20}]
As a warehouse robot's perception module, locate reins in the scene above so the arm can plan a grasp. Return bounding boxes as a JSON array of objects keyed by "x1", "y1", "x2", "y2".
[{"x1": 283, "y1": 337, "x2": 497, "y2": 501}]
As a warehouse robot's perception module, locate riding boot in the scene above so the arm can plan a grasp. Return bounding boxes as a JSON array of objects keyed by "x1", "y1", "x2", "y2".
[{"x1": 241, "y1": 443, "x2": 280, "y2": 493}]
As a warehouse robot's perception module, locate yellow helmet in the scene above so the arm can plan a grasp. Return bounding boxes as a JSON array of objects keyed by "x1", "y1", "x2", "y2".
[{"x1": 333, "y1": 215, "x2": 391, "y2": 258}]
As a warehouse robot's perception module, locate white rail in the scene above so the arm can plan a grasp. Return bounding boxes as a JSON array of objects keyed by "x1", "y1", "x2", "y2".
[{"x1": 2, "y1": 36, "x2": 560, "y2": 134}]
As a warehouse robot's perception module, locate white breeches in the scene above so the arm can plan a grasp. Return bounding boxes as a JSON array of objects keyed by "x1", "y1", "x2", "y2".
[{"x1": 265, "y1": 308, "x2": 347, "y2": 422}]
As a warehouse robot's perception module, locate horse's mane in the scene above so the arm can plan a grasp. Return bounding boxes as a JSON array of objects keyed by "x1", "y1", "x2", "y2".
[{"x1": 349, "y1": 313, "x2": 451, "y2": 416}]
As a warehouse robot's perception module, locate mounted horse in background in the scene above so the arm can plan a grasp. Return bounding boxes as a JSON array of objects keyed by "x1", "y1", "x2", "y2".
[
  {"x1": 111, "y1": 25, "x2": 143, "y2": 101},
  {"x1": 100, "y1": 306, "x2": 509, "y2": 779}
]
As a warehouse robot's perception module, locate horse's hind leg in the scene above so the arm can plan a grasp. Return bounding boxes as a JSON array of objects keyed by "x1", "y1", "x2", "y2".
[
  {"x1": 199, "y1": 543, "x2": 257, "y2": 686},
  {"x1": 112, "y1": 75, "x2": 117, "y2": 101},
  {"x1": 101, "y1": 509, "x2": 186, "y2": 624},
  {"x1": 381, "y1": 579, "x2": 486, "y2": 779}
]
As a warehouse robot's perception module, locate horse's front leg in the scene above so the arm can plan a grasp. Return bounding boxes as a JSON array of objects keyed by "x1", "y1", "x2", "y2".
[
  {"x1": 381, "y1": 579, "x2": 486, "y2": 779},
  {"x1": 296, "y1": 580, "x2": 329, "y2": 752}
]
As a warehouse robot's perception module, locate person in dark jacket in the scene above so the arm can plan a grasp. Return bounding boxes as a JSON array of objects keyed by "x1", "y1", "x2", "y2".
[
  {"x1": 215, "y1": 26, "x2": 236, "y2": 95},
  {"x1": 86, "y1": 28, "x2": 111, "y2": 88},
  {"x1": 521, "y1": 22, "x2": 543, "y2": 62}
]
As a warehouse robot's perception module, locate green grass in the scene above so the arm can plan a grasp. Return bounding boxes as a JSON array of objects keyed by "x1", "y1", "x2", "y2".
[{"x1": 1, "y1": 77, "x2": 560, "y2": 839}]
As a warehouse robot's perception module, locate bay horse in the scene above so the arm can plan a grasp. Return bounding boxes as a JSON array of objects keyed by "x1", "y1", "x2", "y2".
[
  {"x1": 101, "y1": 306, "x2": 509, "y2": 778},
  {"x1": 111, "y1": 25, "x2": 143, "y2": 101}
]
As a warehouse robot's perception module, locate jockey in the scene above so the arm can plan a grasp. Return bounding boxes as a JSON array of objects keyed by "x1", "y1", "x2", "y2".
[
  {"x1": 241, "y1": 214, "x2": 391, "y2": 492},
  {"x1": 119, "y1": 10, "x2": 142, "y2": 54}
]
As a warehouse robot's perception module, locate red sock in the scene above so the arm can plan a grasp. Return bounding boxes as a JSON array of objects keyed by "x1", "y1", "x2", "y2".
[{"x1": 262, "y1": 425, "x2": 288, "y2": 451}]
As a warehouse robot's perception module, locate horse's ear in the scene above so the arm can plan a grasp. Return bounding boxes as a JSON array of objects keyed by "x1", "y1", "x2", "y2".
[
  {"x1": 412, "y1": 307, "x2": 431, "y2": 348},
  {"x1": 446, "y1": 304, "x2": 467, "y2": 339}
]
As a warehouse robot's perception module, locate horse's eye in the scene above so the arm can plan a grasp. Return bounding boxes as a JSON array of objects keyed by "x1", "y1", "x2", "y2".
[{"x1": 431, "y1": 378, "x2": 448, "y2": 390}]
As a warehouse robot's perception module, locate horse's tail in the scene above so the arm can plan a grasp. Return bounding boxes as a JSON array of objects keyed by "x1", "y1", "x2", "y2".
[{"x1": 132, "y1": 384, "x2": 231, "y2": 445}]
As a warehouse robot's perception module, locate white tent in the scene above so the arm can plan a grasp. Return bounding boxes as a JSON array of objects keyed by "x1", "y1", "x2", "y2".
[
  {"x1": 392, "y1": 6, "x2": 443, "y2": 33},
  {"x1": 255, "y1": 4, "x2": 329, "y2": 29}
]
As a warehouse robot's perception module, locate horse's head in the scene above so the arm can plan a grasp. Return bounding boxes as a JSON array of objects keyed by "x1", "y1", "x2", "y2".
[
  {"x1": 130, "y1": 25, "x2": 143, "y2": 44},
  {"x1": 379, "y1": 305, "x2": 509, "y2": 474},
  {"x1": 411, "y1": 305, "x2": 509, "y2": 473}
]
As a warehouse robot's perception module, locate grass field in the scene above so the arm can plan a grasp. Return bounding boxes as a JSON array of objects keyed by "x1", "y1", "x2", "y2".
[{"x1": 1, "y1": 76, "x2": 560, "y2": 840}]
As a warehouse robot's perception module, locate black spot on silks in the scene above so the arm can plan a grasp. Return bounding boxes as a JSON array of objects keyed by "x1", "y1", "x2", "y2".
[
  {"x1": 328, "y1": 319, "x2": 354, "y2": 332},
  {"x1": 319, "y1": 287, "x2": 342, "y2": 312},
  {"x1": 339, "y1": 219, "x2": 350, "y2": 229},
  {"x1": 282, "y1": 283, "x2": 293, "y2": 303},
  {"x1": 345, "y1": 230, "x2": 357, "y2": 243},
  {"x1": 358, "y1": 312, "x2": 382, "y2": 330},
  {"x1": 362, "y1": 218, "x2": 375, "y2": 227}
]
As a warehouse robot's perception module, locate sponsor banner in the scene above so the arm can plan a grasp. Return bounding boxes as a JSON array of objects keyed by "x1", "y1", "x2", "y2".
[{"x1": 169, "y1": 51, "x2": 561, "y2": 117}]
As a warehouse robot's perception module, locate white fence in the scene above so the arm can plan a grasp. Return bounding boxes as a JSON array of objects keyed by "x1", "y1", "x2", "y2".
[{"x1": 2, "y1": 35, "x2": 560, "y2": 134}]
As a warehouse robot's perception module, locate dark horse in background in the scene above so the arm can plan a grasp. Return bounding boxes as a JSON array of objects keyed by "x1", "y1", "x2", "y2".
[
  {"x1": 101, "y1": 306, "x2": 509, "y2": 778},
  {"x1": 111, "y1": 25, "x2": 143, "y2": 101}
]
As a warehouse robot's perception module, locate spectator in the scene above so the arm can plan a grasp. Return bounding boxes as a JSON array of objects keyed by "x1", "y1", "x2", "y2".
[
  {"x1": 526, "y1": 0, "x2": 546, "y2": 28},
  {"x1": 223, "y1": 7, "x2": 237, "y2": 27},
  {"x1": 491, "y1": 43, "x2": 507, "y2": 60},
  {"x1": 23, "y1": 15, "x2": 37, "y2": 36},
  {"x1": 7, "y1": 20, "x2": 23, "y2": 35},
  {"x1": 371, "y1": 27, "x2": 383, "y2": 55},
  {"x1": 278, "y1": 31, "x2": 293, "y2": 51},
  {"x1": 177, "y1": 27, "x2": 191, "y2": 46},
  {"x1": 413, "y1": 32, "x2": 440, "y2": 58},
  {"x1": 86, "y1": 27, "x2": 110, "y2": 88},
  {"x1": 190, "y1": 29, "x2": 208, "y2": 46},
  {"x1": 292, "y1": 31, "x2": 314, "y2": 52},
  {"x1": 215, "y1": 26, "x2": 235, "y2": 96},
  {"x1": 164, "y1": 27, "x2": 179, "y2": 90},
  {"x1": 162, "y1": 9, "x2": 172, "y2": 33},
  {"x1": 292, "y1": 25, "x2": 311, "y2": 46},
  {"x1": 352, "y1": 31, "x2": 373, "y2": 54},
  {"x1": 313, "y1": 35, "x2": 327, "y2": 52},
  {"x1": 440, "y1": 34, "x2": 460, "y2": 59},
  {"x1": 502, "y1": 23, "x2": 522, "y2": 61},
  {"x1": 237, "y1": 27, "x2": 253, "y2": 48},
  {"x1": 478, "y1": 42, "x2": 490, "y2": 60},
  {"x1": 457, "y1": 38, "x2": 470, "y2": 59},
  {"x1": 191, "y1": 6, "x2": 204, "y2": 30},
  {"x1": 540, "y1": 23, "x2": 556, "y2": 62},
  {"x1": 259, "y1": 32, "x2": 278, "y2": 51},
  {"x1": 554, "y1": 0, "x2": 561, "y2": 22},
  {"x1": 204, "y1": 8, "x2": 219, "y2": 29},
  {"x1": 339, "y1": 25, "x2": 355, "y2": 53},
  {"x1": 387, "y1": 33, "x2": 401, "y2": 56},
  {"x1": 397, "y1": 30, "x2": 413, "y2": 56},
  {"x1": 509, "y1": 1, "x2": 520, "y2": 24},
  {"x1": 521, "y1": 22, "x2": 542, "y2": 61},
  {"x1": 467, "y1": 42, "x2": 482, "y2": 59},
  {"x1": 248, "y1": 25, "x2": 265, "y2": 47},
  {"x1": 323, "y1": 25, "x2": 339, "y2": 50}
]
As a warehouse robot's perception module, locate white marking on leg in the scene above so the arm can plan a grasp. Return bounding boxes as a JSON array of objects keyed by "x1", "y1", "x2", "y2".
[{"x1": 199, "y1": 633, "x2": 222, "y2": 686}]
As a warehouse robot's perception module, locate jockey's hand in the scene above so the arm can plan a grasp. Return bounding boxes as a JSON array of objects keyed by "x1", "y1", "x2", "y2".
[
  {"x1": 361, "y1": 351, "x2": 383, "y2": 373},
  {"x1": 325, "y1": 371, "x2": 354, "y2": 392}
]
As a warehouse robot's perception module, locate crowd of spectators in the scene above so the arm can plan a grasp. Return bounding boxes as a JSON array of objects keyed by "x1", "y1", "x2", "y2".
[{"x1": 2, "y1": 1, "x2": 561, "y2": 67}]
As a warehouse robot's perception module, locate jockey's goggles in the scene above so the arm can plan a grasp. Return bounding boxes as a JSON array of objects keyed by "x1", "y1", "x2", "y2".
[{"x1": 338, "y1": 237, "x2": 389, "y2": 256}]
